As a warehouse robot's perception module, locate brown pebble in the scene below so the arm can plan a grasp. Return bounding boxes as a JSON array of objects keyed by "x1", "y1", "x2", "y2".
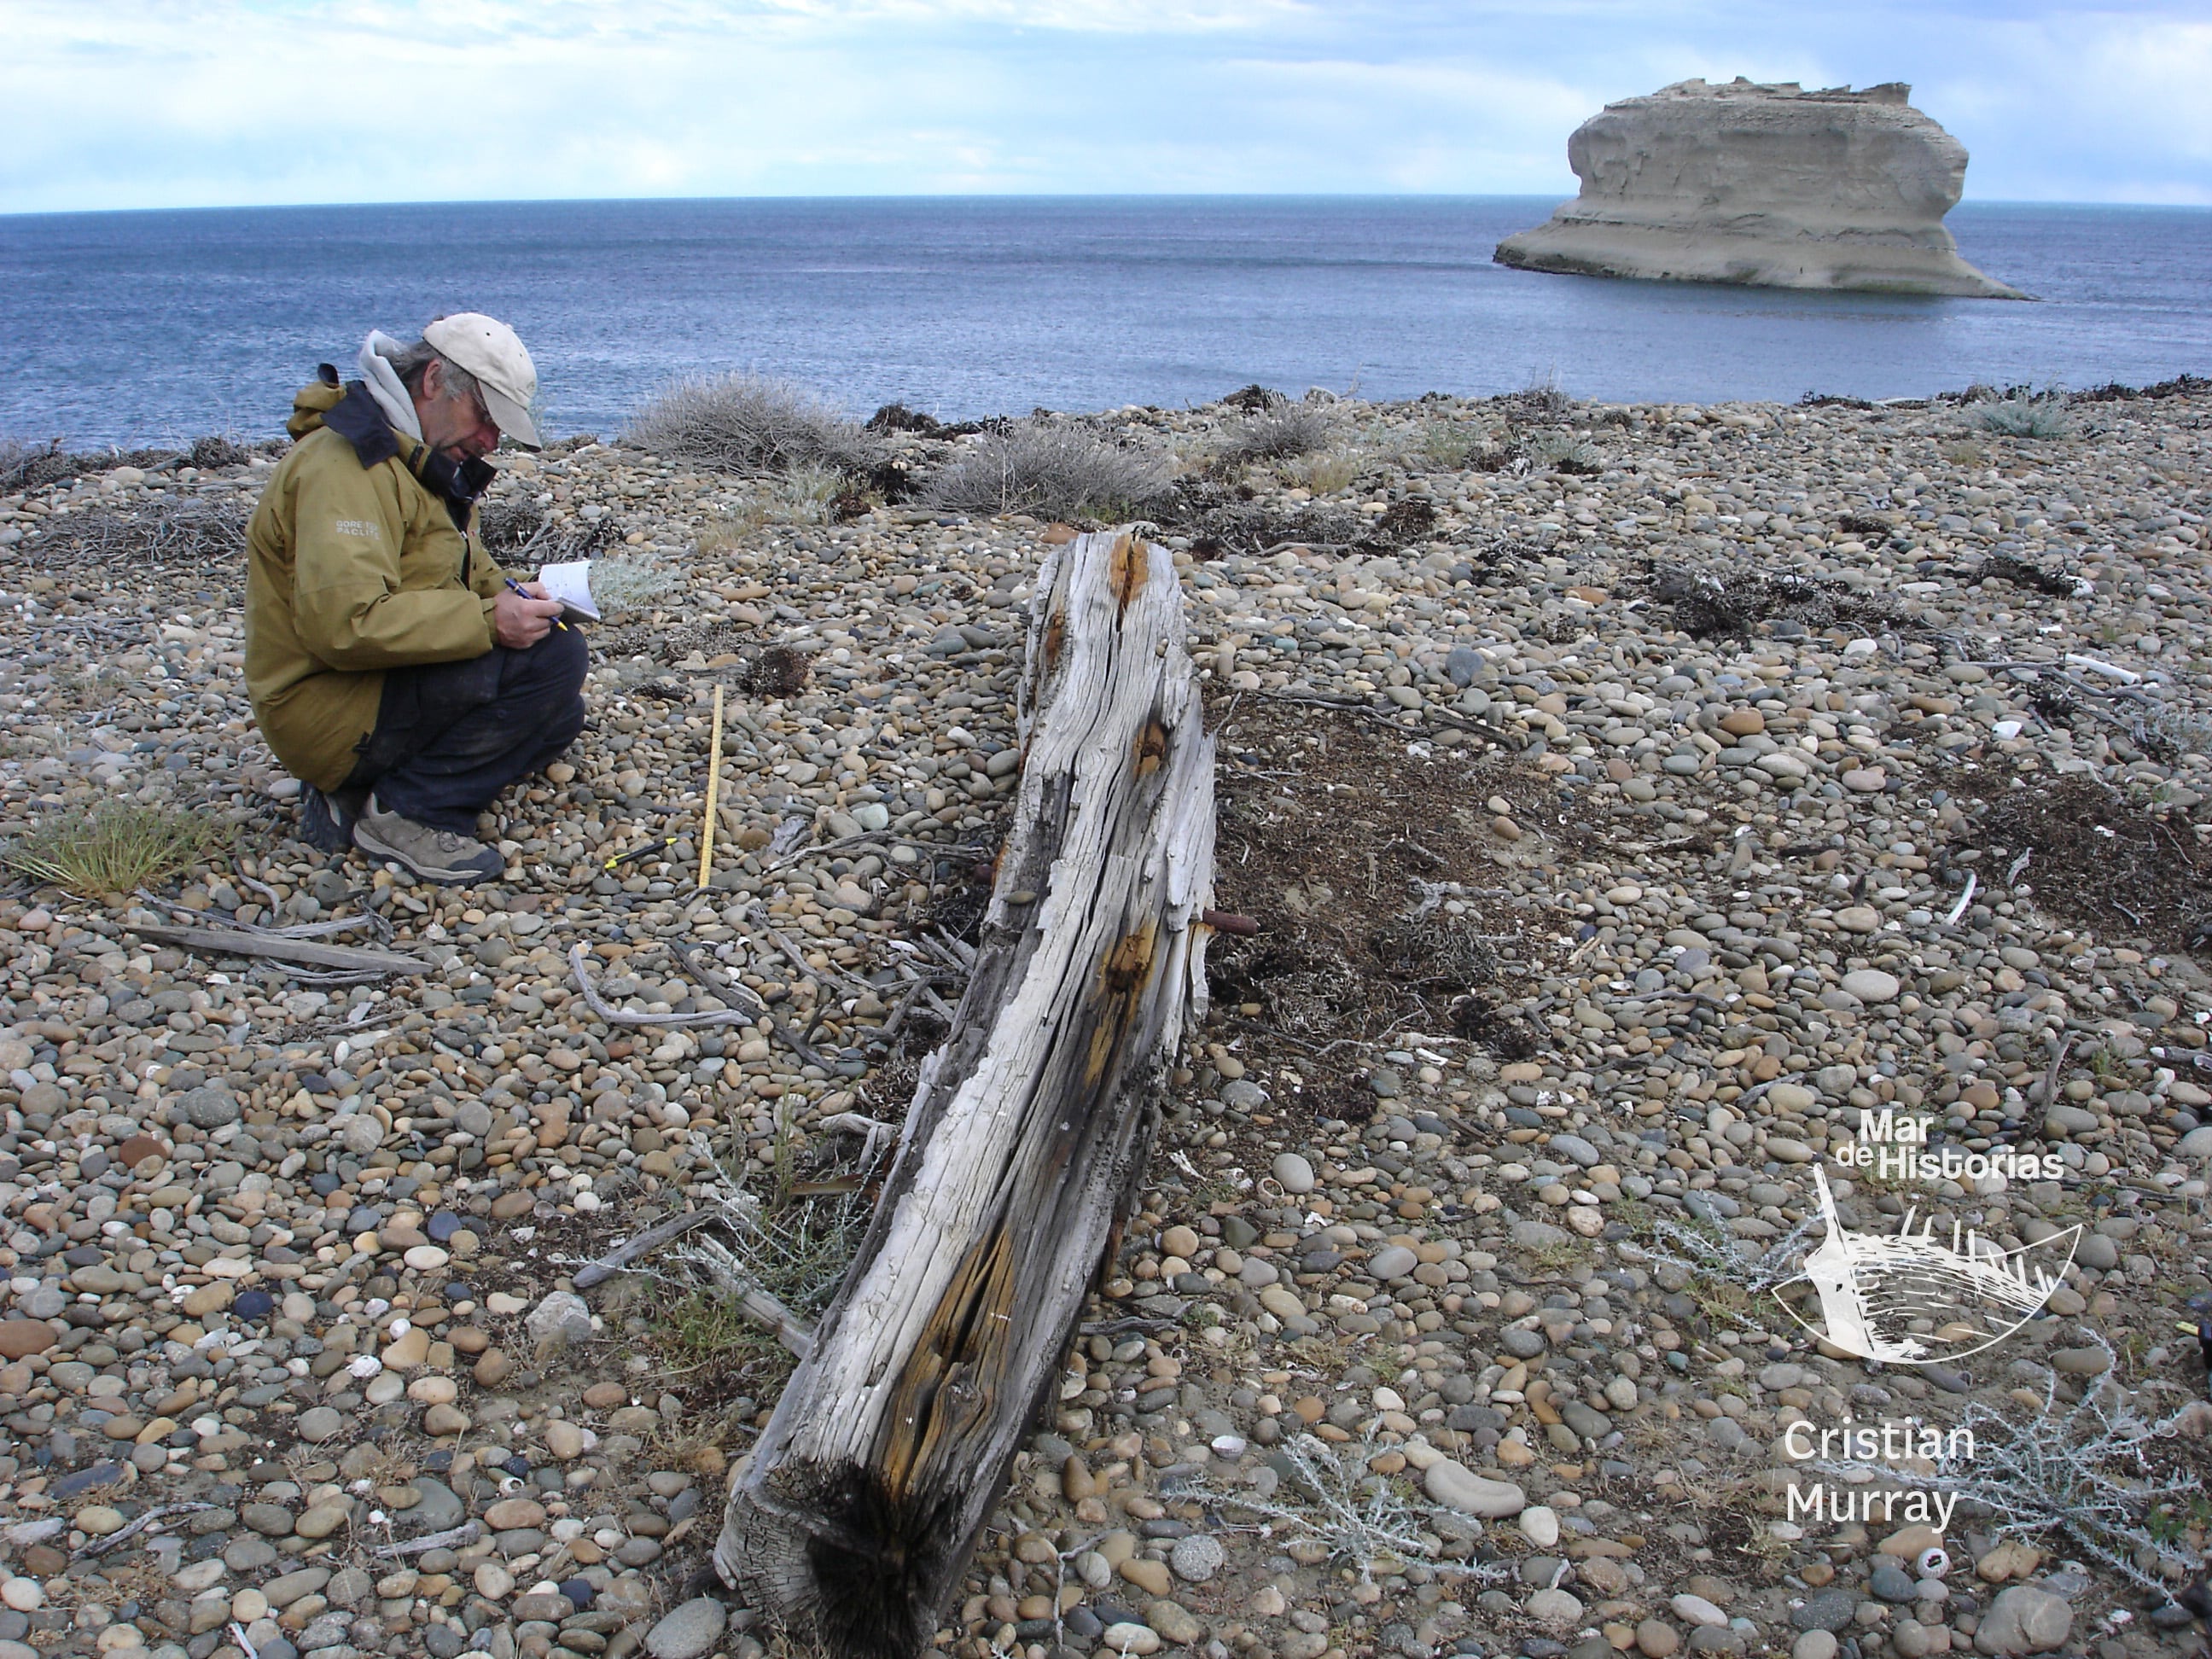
[
  {"x1": 582, "y1": 1381, "x2": 626, "y2": 1410},
  {"x1": 1118, "y1": 1557, "x2": 1172, "y2": 1598},
  {"x1": 117, "y1": 1134, "x2": 166, "y2": 1168},
  {"x1": 473, "y1": 1348, "x2": 513, "y2": 1387},
  {"x1": 448, "y1": 1326, "x2": 491, "y2": 1355},
  {"x1": 485, "y1": 1497, "x2": 547, "y2": 1530},
  {"x1": 0, "y1": 1319, "x2": 59, "y2": 1359},
  {"x1": 1062, "y1": 1456, "x2": 1096, "y2": 1501}
]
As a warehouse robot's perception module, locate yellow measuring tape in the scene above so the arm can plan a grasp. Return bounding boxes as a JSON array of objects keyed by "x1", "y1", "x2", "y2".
[{"x1": 698, "y1": 682, "x2": 725, "y2": 891}]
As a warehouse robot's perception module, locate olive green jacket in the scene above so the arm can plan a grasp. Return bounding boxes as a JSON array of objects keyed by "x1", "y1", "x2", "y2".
[{"x1": 244, "y1": 378, "x2": 509, "y2": 791}]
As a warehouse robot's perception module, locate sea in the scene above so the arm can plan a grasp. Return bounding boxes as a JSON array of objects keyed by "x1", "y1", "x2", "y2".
[{"x1": 3, "y1": 195, "x2": 2209, "y2": 451}]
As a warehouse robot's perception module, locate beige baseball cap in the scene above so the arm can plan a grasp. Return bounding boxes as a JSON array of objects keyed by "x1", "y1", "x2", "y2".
[{"x1": 422, "y1": 312, "x2": 541, "y2": 447}]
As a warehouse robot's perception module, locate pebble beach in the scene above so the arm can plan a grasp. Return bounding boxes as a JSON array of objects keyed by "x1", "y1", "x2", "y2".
[{"x1": 2, "y1": 379, "x2": 2210, "y2": 1659}]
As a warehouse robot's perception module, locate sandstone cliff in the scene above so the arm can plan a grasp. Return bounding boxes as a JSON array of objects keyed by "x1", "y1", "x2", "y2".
[{"x1": 1495, "y1": 79, "x2": 2023, "y2": 299}]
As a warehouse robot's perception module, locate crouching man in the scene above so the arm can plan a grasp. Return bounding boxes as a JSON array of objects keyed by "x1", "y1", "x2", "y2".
[{"x1": 244, "y1": 313, "x2": 585, "y2": 886}]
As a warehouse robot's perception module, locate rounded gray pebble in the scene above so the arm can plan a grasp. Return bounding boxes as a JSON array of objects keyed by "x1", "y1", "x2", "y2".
[
  {"x1": 646, "y1": 1598, "x2": 728, "y2": 1659},
  {"x1": 296, "y1": 1406, "x2": 345, "y2": 1443},
  {"x1": 1169, "y1": 1534, "x2": 1225, "y2": 1584}
]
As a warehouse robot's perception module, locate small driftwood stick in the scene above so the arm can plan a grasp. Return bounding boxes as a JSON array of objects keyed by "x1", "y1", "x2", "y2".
[
  {"x1": 816, "y1": 1110, "x2": 898, "y2": 1170},
  {"x1": 372, "y1": 1522, "x2": 483, "y2": 1558},
  {"x1": 736, "y1": 1287, "x2": 815, "y2": 1359},
  {"x1": 573, "y1": 1209, "x2": 715, "y2": 1289},
  {"x1": 746, "y1": 905, "x2": 875, "y2": 998},
  {"x1": 130, "y1": 926, "x2": 431, "y2": 976},
  {"x1": 569, "y1": 944, "x2": 756, "y2": 1028},
  {"x1": 73, "y1": 1502, "x2": 216, "y2": 1557}
]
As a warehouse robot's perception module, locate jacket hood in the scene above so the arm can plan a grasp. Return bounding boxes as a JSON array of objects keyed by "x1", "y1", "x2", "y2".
[
  {"x1": 285, "y1": 368, "x2": 347, "y2": 439},
  {"x1": 282, "y1": 372, "x2": 496, "y2": 527}
]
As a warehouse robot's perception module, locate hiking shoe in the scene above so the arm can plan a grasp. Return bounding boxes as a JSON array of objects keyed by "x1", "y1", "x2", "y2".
[
  {"x1": 299, "y1": 784, "x2": 368, "y2": 853},
  {"x1": 352, "y1": 795, "x2": 505, "y2": 886}
]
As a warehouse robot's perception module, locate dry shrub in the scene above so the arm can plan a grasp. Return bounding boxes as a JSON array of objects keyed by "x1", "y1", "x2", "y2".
[
  {"x1": 1286, "y1": 449, "x2": 1361, "y2": 495},
  {"x1": 625, "y1": 374, "x2": 880, "y2": 476},
  {"x1": 923, "y1": 420, "x2": 1175, "y2": 521},
  {"x1": 478, "y1": 498, "x2": 625, "y2": 563},
  {"x1": 1218, "y1": 402, "x2": 1336, "y2": 463}
]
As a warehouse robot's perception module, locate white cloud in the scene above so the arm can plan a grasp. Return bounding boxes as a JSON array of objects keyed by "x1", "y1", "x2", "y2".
[{"x1": 3, "y1": 0, "x2": 2209, "y2": 209}]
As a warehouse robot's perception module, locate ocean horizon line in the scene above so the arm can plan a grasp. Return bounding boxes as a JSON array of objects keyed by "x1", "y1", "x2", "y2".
[{"x1": 7, "y1": 190, "x2": 2212, "y2": 224}]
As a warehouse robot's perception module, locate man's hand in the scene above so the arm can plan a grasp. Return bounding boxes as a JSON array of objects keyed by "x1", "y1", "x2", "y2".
[{"x1": 493, "y1": 582, "x2": 565, "y2": 649}]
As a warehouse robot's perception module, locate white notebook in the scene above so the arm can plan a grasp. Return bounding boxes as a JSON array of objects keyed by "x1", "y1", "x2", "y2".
[{"x1": 536, "y1": 559, "x2": 602, "y2": 623}]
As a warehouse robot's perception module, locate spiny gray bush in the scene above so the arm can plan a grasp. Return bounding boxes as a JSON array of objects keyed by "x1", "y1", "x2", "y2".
[
  {"x1": 1800, "y1": 1339, "x2": 2208, "y2": 1595},
  {"x1": 671, "y1": 1127, "x2": 870, "y2": 1327},
  {"x1": 1417, "y1": 422, "x2": 1496, "y2": 471},
  {"x1": 924, "y1": 420, "x2": 1176, "y2": 521},
  {"x1": 1975, "y1": 387, "x2": 2077, "y2": 439},
  {"x1": 1208, "y1": 1432, "x2": 1518, "y2": 1584},
  {"x1": 624, "y1": 373, "x2": 880, "y2": 476},
  {"x1": 583, "y1": 552, "x2": 684, "y2": 614},
  {"x1": 1520, "y1": 428, "x2": 1605, "y2": 475},
  {"x1": 1218, "y1": 401, "x2": 1336, "y2": 463}
]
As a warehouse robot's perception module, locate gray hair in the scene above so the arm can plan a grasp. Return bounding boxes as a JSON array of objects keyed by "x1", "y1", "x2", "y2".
[{"x1": 387, "y1": 337, "x2": 481, "y2": 403}]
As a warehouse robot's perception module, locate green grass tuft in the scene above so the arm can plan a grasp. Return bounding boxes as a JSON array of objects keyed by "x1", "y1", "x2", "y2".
[{"x1": 4, "y1": 802, "x2": 224, "y2": 898}]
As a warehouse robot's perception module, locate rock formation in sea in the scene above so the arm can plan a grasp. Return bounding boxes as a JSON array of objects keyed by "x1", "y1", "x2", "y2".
[{"x1": 1495, "y1": 78, "x2": 2023, "y2": 298}]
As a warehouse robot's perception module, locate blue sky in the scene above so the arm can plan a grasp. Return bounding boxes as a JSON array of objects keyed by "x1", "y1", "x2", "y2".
[{"x1": 4, "y1": 1, "x2": 2209, "y2": 212}]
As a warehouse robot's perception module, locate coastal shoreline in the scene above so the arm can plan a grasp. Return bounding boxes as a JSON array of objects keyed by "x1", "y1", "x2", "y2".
[{"x1": 2, "y1": 377, "x2": 2210, "y2": 1659}]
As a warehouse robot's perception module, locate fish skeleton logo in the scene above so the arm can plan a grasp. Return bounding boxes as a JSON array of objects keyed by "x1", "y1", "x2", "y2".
[{"x1": 1775, "y1": 1166, "x2": 2080, "y2": 1365}]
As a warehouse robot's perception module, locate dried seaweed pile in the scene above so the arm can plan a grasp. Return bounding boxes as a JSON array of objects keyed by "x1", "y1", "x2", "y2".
[
  {"x1": 18, "y1": 495, "x2": 255, "y2": 570},
  {"x1": 1165, "y1": 480, "x2": 1452, "y2": 562},
  {"x1": 1650, "y1": 564, "x2": 1901, "y2": 638},
  {"x1": 1959, "y1": 774, "x2": 2212, "y2": 950}
]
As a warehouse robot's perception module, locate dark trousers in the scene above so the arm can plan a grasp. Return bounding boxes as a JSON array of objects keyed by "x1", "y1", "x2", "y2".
[{"x1": 341, "y1": 627, "x2": 588, "y2": 832}]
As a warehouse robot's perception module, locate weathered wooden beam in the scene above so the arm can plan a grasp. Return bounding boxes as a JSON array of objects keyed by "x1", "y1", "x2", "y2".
[{"x1": 713, "y1": 529, "x2": 1216, "y2": 1659}]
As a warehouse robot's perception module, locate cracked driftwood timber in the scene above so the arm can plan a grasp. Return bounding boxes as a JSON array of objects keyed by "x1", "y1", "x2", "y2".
[{"x1": 713, "y1": 528, "x2": 1217, "y2": 1659}]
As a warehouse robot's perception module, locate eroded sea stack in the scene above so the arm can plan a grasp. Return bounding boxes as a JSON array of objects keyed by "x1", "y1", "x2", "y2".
[{"x1": 1495, "y1": 78, "x2": 2023, "y2": 298}]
